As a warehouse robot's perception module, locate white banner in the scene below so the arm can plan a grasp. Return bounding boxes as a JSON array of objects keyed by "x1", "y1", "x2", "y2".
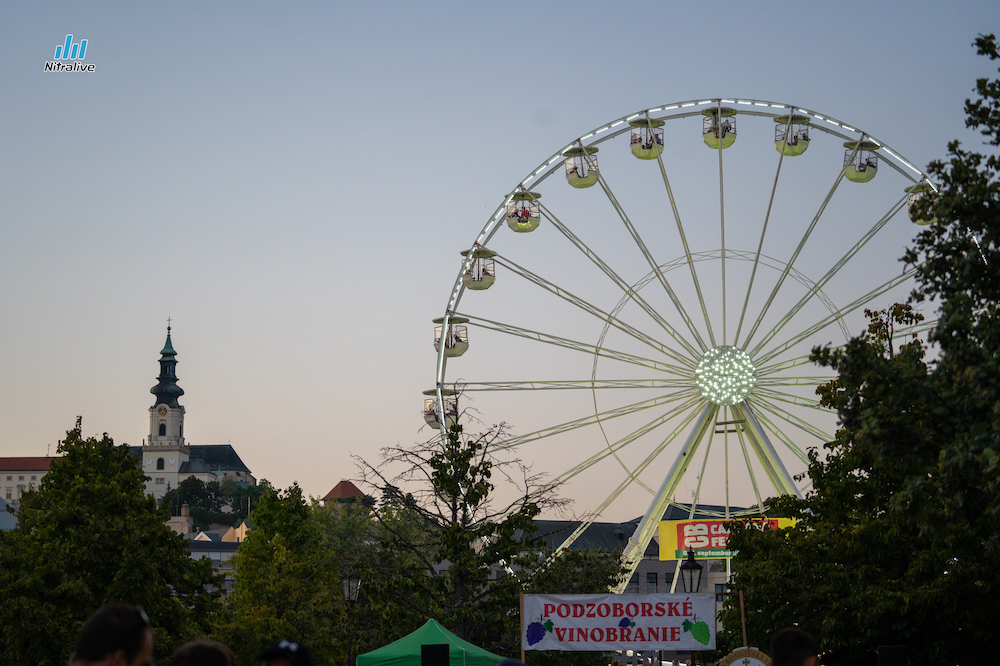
[{"x1": 522, "y1": 593, "x2": 716, "y2": 652}]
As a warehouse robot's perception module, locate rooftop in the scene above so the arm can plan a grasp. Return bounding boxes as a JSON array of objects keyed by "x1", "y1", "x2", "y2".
[
  {"x1": 0, "y1": 457, "x2": 56, "y2": 472},
  {"x1": 322, "y1": 480, "x2": 364, "y2": 502}
]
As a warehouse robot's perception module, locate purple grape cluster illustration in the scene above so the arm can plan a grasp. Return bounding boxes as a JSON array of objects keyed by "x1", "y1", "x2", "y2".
[
  {"x1": 682, "y1": 618, "x2": 711, "y2": 645},
  {"x1": 618, "y1": 617, "x2": 636, "y2": 629},
  {"x1": 526, "y1": 617, "x2": 554, "y2": 646}
]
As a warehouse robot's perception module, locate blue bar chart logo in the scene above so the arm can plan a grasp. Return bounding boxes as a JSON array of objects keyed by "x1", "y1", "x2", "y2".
[
  {"x1": 45, "y1": 34, "x2": 96, "y2": 72},
  {"x1": 54, "y1": 34, "x2": 87, "y2": 60}
]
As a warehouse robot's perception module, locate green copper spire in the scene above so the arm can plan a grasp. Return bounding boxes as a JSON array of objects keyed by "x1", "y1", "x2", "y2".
[{"x1": 150, "y1": 326, "x2": 184, "y2": 408}]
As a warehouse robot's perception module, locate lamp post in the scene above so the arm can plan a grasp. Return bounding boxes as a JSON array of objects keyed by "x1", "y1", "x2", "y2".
[
  {"x1": 342, "y1": 572, "x2": 362, "y2": 666},
  {"x1": 679, "y1": 548, "x2": 703, "y2": 593}
]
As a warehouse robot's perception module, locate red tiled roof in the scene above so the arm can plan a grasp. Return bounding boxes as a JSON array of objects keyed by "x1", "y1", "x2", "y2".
[
  {"x1": 321, "y1": 480, "x2": 364, "y2": 501},
  {"x1": 0, "y1": 457, "x2": 56, "y2": 472}
]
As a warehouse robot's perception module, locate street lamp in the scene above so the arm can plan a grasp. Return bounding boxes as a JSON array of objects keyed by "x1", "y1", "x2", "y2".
[
  {"x1": 342, "y1": 572, "x2": 362, "y2": 603},
  {"x1": 342, "y1": 573, "x2": 362, "y2": 666},
  {"x1": 679, "y1": 548, "x2": 703, "y2": 593}
]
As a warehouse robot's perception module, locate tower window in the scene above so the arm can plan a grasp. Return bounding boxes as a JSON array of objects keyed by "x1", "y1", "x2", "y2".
[
  {"x1": 179, "y1": 424, "x2": 183, "y2": 437},
  {"x1": 157, "y1": 458, "x2": 165, "y2": 470},
  {"x1": 159, "y1": 423, "x2": 166, "y2": 436}
]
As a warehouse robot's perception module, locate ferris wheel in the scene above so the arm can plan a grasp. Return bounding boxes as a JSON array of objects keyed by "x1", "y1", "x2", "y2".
[{"x1": 427, "y1": 98, "x2": 935, "y2": 590}]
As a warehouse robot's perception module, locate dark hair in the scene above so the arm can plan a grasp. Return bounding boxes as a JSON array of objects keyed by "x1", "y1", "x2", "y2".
[
  {"x1": 771, "y1": 627, "x2": 819, "y2": 666},
  {"x1": 171, "y1": 639, "x2": 235, "y2": 666},
  {"x1": 73, "y1": 603, "x2": 151, "y2": 662}
]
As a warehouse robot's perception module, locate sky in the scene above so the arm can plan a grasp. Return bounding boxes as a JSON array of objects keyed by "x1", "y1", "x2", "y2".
[{"x1": 1, "y1": 2, "x2": 998, "y2": 523}]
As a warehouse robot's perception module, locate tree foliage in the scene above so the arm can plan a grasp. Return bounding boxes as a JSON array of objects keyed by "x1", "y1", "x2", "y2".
[
  {"x1": 0, "y1": 419, "x2": 223, "y2": 663},
  {"x1": 161, "y1": 475, "x2": 268, "y2": 531},
  {"x1": 719, "y1": 35, "x2": 1000, "y2": 666},
  {"x1": 217, "y1": 483, "x2": 343, "y2": 666}
]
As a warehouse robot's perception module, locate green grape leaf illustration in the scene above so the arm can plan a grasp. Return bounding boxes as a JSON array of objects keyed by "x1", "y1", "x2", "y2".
[
  {"x1": 682, "y1": 619, "x2": 694, "y2": 632},
  {"x1": 543, "y1": 619, "x2": 554, "y2": 633}
]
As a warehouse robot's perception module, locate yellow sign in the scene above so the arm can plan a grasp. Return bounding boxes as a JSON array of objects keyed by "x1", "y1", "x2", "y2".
[
  {"x1": 718, "y1": 647, "x2": 771, "y2": 666},
  {"x1": 658, "y1": 518, "x2": 796, "y2": 560}
]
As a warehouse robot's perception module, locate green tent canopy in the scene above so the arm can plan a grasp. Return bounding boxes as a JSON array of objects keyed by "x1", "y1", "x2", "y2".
[{"x1": 356, "y1": 619, "x2": 508, "y2": 666}]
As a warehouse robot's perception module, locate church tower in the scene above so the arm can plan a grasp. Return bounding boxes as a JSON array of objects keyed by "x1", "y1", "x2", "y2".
[{"x1": 143, "y1": 326, "x2": 190, "y2": 498}]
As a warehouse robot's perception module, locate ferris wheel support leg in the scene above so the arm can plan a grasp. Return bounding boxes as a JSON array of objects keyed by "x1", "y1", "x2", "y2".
[
  {"x1": 731, "y1": 402, "x2": 802, "y2": 498},
  {"x1": 613, "y1": 401, "x2": 718, "y2": 593}
]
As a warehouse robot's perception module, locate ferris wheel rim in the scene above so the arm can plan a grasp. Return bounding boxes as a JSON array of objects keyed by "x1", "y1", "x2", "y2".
[{"x1": 436, "y1": 99, "x2": 932, "y2": 395}]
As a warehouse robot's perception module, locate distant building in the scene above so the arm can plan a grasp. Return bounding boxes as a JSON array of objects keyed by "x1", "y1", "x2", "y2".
[
  {"x1": 133, "y1": 327, "x2": 256, "y2": 500},
  {"x1": 321, "y1": 479, "x2": 365, "y2": 505},
  {"x1": 0, "y1": 457, "x2": 55, "y2": 507},
  {"x1": 183, "y1": 520, "x2": 256, "y2": 593}
]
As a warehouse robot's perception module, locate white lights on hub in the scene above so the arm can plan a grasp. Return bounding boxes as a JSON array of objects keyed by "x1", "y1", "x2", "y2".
[{"x1": 695, "y1": 346, "x2": 757, "y2": 406}]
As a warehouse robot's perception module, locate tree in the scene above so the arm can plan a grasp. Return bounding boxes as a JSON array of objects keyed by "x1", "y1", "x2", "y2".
[
  {"x1": 355, "y1": 423, "x2": 544, "y2": 653},
  {"x1": 217, "y1": 483, "x2": 343, "y2": 666},
  {"x1": 0, "y1": 419, "x2": 223, "y2": 663},
  {"x1": 718, "y1": 35, "x2": 1000, "y2": 666},
  {"x1": 355, "y1": 423, "x2": 623, "y2": 658},
  {"x1": 161, "y1": 476, "x2": 268, "y2": 531}
]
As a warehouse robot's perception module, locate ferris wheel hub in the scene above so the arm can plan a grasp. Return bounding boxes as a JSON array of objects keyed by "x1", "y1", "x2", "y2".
[{"x1": 695, "y1": 345, "x2": 757, "y2": 406}]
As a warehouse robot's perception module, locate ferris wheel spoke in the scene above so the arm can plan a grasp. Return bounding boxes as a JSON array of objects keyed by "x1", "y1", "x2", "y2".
[
  {"x1": 493, "y1": 253, "x2": 698, "y2": 370},
  {"x1": 690, "y1": 411, "x2": 719, "y2": 507},
  {"x1": 738, "y1": 403, "x2": 811, "y2": 483},
  {"x1": 533, "y1": 395, "x2": 708, "y2": 518},
  {"x1": 460, "y1": 379, "x2": 698, "y2": 391},
  {"x1": 747, "y1": 394, "x2": 830, "y2": 448},
  {"x1": 539, "y1": 203, "x2": 703, "y2": 360},
  {"x1": 592, "y1": 172, "x2": 710, "y2": 352},
  {"x1": 456, "y1": 312, "x2": 693, "y2": 376},
  {"x1": 753, "y1": 386, "x2": 827, "y2": 414},
  {"x1": 731, "y1": 401, "x2": 801, "y2": 497},
  {"x1": 496, "y1": 388, "x2": 702, "y2": 451},
  {"x1": 740, "y1": 162, "x2": 850, "y2": 352},
  {"x1": 653, "y1": 135, "x2": 717, "y2": 348},
  {"x1": 753, "y1": 266, "x2": 918, "y2": 367},
  {"x1": 755, "y1": 375, "x2": 834, "y2": 387},
  {"x1": 747, "y1": 195, "x2": 909, "y2": 358},
  {"x1": 716, "y1": 102, "x2": 729, "y2": 344},
  {"x1": 733, "y1": 424, "x2": 766, "y2": 511},
  {"x1": 547, "y1": 394, "x2": 707, "y2": 494},
  {"x1": 756, "y1": 351, "x2": 831, "y2": 377},
  {"x1": 733, "y1": 114, "x2": 795, "y2": 347},
  {"x1": 549, "y1": 398, "x2": 711, "y2": 564},
  {"x1": 742, "y1": 401, "x2": 818, "y2": 480}
]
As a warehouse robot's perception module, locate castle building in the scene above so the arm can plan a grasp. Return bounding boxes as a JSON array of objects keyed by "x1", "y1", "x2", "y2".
[
  {"x1": 134, "y1": 327, "x2": 255, "y2": 500},
  {"x1": 1, "y1": 457, "x2": 55, "y2": 507}
]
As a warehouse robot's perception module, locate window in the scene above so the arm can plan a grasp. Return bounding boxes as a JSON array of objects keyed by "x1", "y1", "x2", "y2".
[
  {"x1": 157, "y1": 458, "x2": 165, "y2": 470},
  {"x1": 4, "y1": 489, "x2": 10, "y2": 500},
  {"x1": 179, "y1": 424, "x2": 183, "y2": 437},
  {"x1": 5, "y1": 476, "x2": 10, "y2": 481},
  {"x1": 715, "y1": 583, "x2": 729, "y2": 602},
  {"x1": 155, "y1": 478, "x2": 165, "y2": 484},
  {"x1": 30, "y1": 475, "x2": 36, "y2": 481},
  {"x1": 647, "y1": 572, "x2": 658, "y2": 593},
  {"x1": 158, "y1": 423, "x2": 166, "y2": 436},
  {"x1": 18, "y1": 476, "x2": 24, "y2": 481}
]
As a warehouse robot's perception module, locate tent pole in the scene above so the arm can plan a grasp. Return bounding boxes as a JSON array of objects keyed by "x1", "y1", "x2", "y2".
[{"x1": 520, "y1": 591, "x2": 525, "y2": 663}]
